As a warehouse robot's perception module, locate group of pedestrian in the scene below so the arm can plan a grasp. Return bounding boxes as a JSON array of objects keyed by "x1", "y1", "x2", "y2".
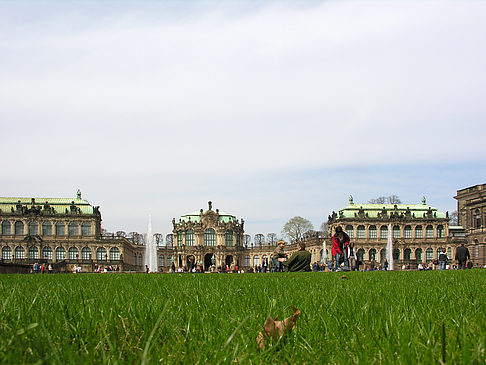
[{"x1": 32, "y1": 262, "x2": 52, "y2": 273}]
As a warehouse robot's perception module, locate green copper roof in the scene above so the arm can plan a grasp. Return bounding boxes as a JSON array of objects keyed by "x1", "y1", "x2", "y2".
[
  {"x1": 339, "y1": 203, "x2": 447, "y2": 219},
  {"x1": 0, "y1": 196, "x2": 96, "y2": 215},
  {"x1": 180, "y1": 210, "x2": 237, "y2": 223}
]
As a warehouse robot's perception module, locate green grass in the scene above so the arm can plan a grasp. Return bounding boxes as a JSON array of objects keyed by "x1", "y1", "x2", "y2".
[{"x1": 0, "y1": 270, "x2": 485, "y2": 364}]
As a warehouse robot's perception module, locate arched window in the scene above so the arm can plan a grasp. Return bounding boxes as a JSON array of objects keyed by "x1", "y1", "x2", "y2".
[
  {"x1": 404, "y1": 226, "x2": 412, "y2": 238},
  {"x1": 393, "y1": 248, "x2": 400, "y2": 260},
  {"x1": 236, "y1": 232, "x2": 241, "y2": 247},
  {"x1": 185, "y1": 230, "x2": 194, "y2": 246},
  {"x1": 2, "y1": 246, "x2": 12, "y2": 260},
  {"x1": 96, "y1": 247, "x2": 107, "y2": 260},
  {"x1": 68, "y1": 222, "x2": 79, "y2": 236},
  {"x1": 253, "y1": 255, "x2": 260, "y2": 266},
  {"x1": 56, "y1": 247, "x2": 66, "y2": 260},
  {"x1": 109, "y1": 247, "x2": 120, "y2": 261},
  {"x1": 225, "y1": 231, "x2": 233, "y2": 246},
  {"x1": 415, "y1": 248, "x2": 422, "y2": 261},
  {"x1": 368, "y1": 225, "x2": 377, "y2": 238},
  {"x1": 404, "y1": 248, "x2": 411, "y2": 261},
  {"x1": 28, "y1": 221, "x2": 38, "y2": 235},
  {"x1": 177, "y1": 232, "x2": 183, "y2": 246},
  {"x1": 437, "y1": 225, "x2": 444, "y2": 238},
  {"x1": 14, "y1": 221, "x2": 24, "y2": 235},
  {"x1": 204, "y1": 229, "x2": 216, "y2": 246},
  {"x1": 29, "y1": 246, "x2": 38, "y2": 259},
  {"x1": 14, "y1": 246, "x2": 25, "y2": 259},
  {"x1": 55, "y1": 222, "x2": 65, "y2": 236},
  {"x1": 415, "y1": 226, "x2": 423, "y2": 238},
  {"x1": 357, "y1": 226, "x2": 365, "y2": 239},
  {"x1": 81, "y1": 222, "x2": 91, "y2": 236},
  {"x1": 1, "y1": 221, "x2": 11, "y2": 235},
  {"x1": 68, "y1": 247, "x2": 79, "y2": 260},
  {"x1": 426, "y1": 225, "x2": 434, "y2": 238},
  {"x1": 138, "y1": 254, "x2": 142, "y2": 266},
  {"x1": 357, "y1": 248, "x2": 365, "y2": 261},
  {"x1": 159, "y1": 255, "x2": 165, "y2": 267},
  {"x1": 393, "y1": 225, "x2": 400, "y2": 238},
  {"x1": 345, "y1": 225, "x2": 354, "y2": 238},
  {"x1": 380, "y1": 249, "x2": 386, "y2": 263},
  {"x1": 42, "y1": 221, "x2": 52, "y2": 236},
  {"x1": 425, "y1": 248, "x2": 434, "y2": 261},
  {"x1": 42, "y1": 246, "x2": 52, "y2": 260},
  {"x1": 474, "y1": 209, "x2": 481, "y2": 228},
  {"x1": 81, "y1": 247, "x2": 91, "y2": 260},
  {"x1": 369, "y1": 248, "x2": 377, "y2": 260},
  {"x1": 244, "y1": 255, "x2": 251, "y2": 266},
  {"x1": 447, "y1": 247, "x2": 452, "y2": 258},
  {"x1": 380, "y1": 226, "x2": 388, "y2": 239}
]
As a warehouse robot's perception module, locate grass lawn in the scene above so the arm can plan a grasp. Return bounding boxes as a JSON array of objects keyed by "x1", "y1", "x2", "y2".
[{"x1": 0, "y1": 270, "x2": 485, "y2": 364}]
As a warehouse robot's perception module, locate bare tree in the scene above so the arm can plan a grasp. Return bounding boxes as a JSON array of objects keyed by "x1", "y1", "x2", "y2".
[
  {"x1": 449, "y1": 211, "x2": 459, "y2": 225},
  {"x1": 267, "y1": 233, "x2": 278, "y2": 246},
  {"x1": 244, "y1": 234, "x2": 251, "y2": 247},
  {"x1": 254, "y1": 234, "x2": 265, "y2": 246},
  {"x1": 154, "y1": 233, "x2": 163, "y2": 246},
  {"x1": 282, "y1": 216, "x2": 314, "y2": 242},
  {"x1": 166, "y1": 234, "x2": 174, "y2": 247},
  {"x1": 388, "y1": 195, "x2": 402, "y2": 204}
]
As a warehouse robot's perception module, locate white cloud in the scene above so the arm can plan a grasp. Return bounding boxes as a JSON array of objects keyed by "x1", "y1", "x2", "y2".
[{"x1": 0, "y1": 1, "x2": 485, "y2": 235}]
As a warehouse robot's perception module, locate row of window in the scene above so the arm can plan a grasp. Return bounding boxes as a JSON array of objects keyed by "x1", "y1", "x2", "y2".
[
  {"x1": 1, "y1": 221, "x2": 92, "y2": 236},
  {"x1": 344, "y1": 225, "x2": 445, "y2": 239},
  {"x1": 1, "y1": 246, "x2": 119, "y2": 261},
  {"x1": 176, "y1": 229, "x2": 241, "y2": 247}
]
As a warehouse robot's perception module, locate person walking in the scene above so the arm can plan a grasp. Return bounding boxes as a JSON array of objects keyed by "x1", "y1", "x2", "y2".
[
  {"x1": 332, "y1": 226, "x2": 350, "y2": 272},
  {"x1": 438, "y1": 248, "x2": 449, "y2": 270},
  {"x1": 455, "y1": 243, "x2": 470, "y2": 269},
  {"x1": 282, "y1": 242, "x2": 311, "y2": 272}
]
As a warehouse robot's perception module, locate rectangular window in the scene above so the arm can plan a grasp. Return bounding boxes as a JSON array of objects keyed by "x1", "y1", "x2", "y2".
[
  {"x1": 369, "y1": 229, "x2": 377, "y2": 239},
  {"x1": 380, "y1": 228, "x2": 388, "y2": 239},
  {"x1": 404, "y1": 229, "x2": 412, "y2": 238}
]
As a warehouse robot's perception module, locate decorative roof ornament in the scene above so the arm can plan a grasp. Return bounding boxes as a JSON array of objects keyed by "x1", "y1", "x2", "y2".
[
  {"x1": 349, "y1": 195, "x2": 354, "y2": 205},
  {"x1": 208, "y1": 201, "x2": 213, "y2": 210},
  {"x1": 422, "y1": 196, "x2": 426, "y2": 205},
  {"x1": 77, "y1": 189, "x2": 82, "y2": 199}
]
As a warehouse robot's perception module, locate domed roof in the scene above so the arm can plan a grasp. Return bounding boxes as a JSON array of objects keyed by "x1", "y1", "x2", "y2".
[{"x1": 179, "y1": 201, "x2": 238, "y2": 223}]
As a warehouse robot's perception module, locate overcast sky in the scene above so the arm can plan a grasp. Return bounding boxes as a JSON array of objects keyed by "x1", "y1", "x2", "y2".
[{"x1": 1, "y1": 1, "x2": 485, "y2": 240}]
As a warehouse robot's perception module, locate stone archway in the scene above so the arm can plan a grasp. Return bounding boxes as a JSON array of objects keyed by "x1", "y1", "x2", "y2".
[
  {"x1": 225, "y1": 255, "x2": 233, "y2": 268},
  {"x1": 204, "y1": 253, "x2": 214, "y2": 271}
]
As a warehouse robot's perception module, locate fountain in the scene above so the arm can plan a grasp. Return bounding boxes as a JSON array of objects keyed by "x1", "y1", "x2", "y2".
[
  {"x1": 145, "y1": 215, "x2": 158, "y2": 273},
  {"x1": 322, "y1": 240, "x2": 327, "y2": 264},
  {"x1": 386, "y1": 223, "x2": 394, "y2": 270}
]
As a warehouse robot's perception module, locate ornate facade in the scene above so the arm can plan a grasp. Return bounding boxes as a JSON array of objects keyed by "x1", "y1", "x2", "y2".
[
  {"x1": 327, "y1": 196, "x2": 456, "y2": 268},
  {"x1": 168, "y1": 201, "x2": 245, "y2": 271},
  {"x1": 0, "y1": 191, "x2": 141, "y2": 273},
  {"x1": 455, "y1": 183, "x2": 486, "y2": 267}
]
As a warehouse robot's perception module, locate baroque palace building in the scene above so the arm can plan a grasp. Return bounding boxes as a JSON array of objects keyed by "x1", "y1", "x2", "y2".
[
  {"x1": 157, "y1": 201, "x2": 324, "y2": 272},
  {"x1": 455, "y1": 183, "x2": 486, "y2": 267},
  {"x1": 0, "y1": 191, "x2": 142, "y2": 273},
  {"x1": 327, "y1": 196, "x2": 463, "y2": 268}
]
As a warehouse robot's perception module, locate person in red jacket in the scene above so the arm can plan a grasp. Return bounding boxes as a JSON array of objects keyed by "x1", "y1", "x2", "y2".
[{"x1": 332, "y1": 226, "x2": 350, "y2": 271}]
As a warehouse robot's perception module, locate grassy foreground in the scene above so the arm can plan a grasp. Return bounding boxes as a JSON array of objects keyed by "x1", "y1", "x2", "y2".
[{"x1": 0, "y1": 270, "x2": 485, "y2": 364}]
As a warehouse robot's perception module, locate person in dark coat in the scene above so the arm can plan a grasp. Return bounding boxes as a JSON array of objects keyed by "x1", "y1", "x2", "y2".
[
  {"x1": 282, "y1": 242, "x2": 311, "y2": 272},
  {"x1": 455, "y1": 243, "x2": 470, "y2": 269}
]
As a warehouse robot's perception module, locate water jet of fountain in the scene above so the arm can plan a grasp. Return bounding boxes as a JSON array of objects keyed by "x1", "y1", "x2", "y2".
[{"x1": 145, "y1": 215, "x2": 158, "y2": 273}]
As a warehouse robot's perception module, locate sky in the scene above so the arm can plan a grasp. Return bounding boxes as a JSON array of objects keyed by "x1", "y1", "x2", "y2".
[{"x1": 1, "y1": 1, "x2": 485, "y2": 241}]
